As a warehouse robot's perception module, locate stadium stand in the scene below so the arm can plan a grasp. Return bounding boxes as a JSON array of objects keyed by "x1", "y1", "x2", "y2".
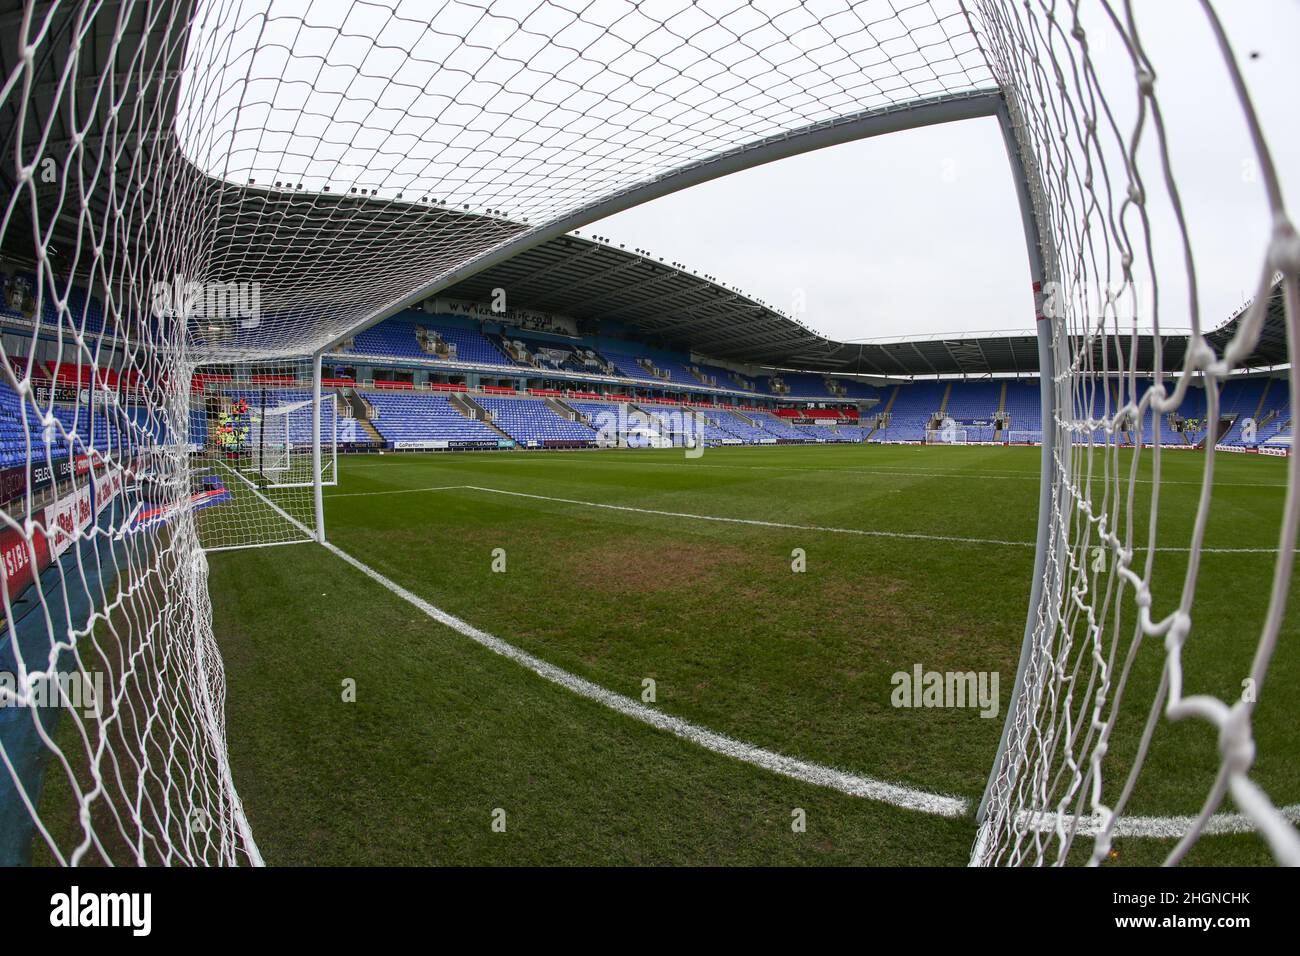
[
  {"x1": 600, "y1": 348, "x2": 663, "y2": 383},
  {"x1": 1002, "y1": 379, "x2": 1042, "y2": 442},
  {"x1": 366, "y1": 392, "x2": 500, "y2": 445},
  {"x1": 944, "y1": 382, "x2": 1002, "y2": 443},
  {"x1": 748, "y1": 410, "x2": 810, "y2": 441},
  {"x1": 877, "y1": 381, "x2": 945, "y2": 442},
  {"x1": 1217, "y1": 377, "x2": 1286, "y2": 447},
  {"x1": 477, "y1": 395, "x2": 595, "y2": 446},
  {"x1": 650, "y1": 356, "x2": 706, "y2": 387},
  {"x1": 349, "y1": 316, "x2": 512, "y2": 367},
  {"x1": 771, "y1": 372, "x2": 836, "y2": 399}
]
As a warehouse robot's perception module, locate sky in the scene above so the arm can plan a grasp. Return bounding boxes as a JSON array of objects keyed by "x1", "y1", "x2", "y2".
[{"x1": 581, "y1": 1, "x2": 1300, "y2": 343}]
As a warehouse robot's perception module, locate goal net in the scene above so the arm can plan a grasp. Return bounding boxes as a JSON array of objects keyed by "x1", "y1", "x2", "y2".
[
  {"x1": 0, "y1": 0, "x2": 1293, "y2": 868},
  {"x1": 967, "y1": 3, "x2": 1300, "y2": 866},
  {"x1": 191, "y1": 361, "x2": 336, "y2": 552},
  {"x1": 926, "y1": 423, "x2": 969, "y2": 445}
]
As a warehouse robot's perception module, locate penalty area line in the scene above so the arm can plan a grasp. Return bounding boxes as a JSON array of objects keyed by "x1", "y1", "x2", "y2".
[
  {"x1": 313, "y1": 530, "x2": 1300, "y2": 838},
  {"x1": 276, "y1": 478, "x2": 1300, "y2": 837},
  {"x1": 317, "y1": 534, "x2": 968, "y2": 818}
]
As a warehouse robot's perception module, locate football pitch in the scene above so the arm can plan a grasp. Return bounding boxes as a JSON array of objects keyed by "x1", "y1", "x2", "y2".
[{"x1": 206, "y1": 444, "x2": 1298, "y2": 865}]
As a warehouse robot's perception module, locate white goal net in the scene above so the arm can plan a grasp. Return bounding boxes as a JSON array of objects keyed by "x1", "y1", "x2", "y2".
[
  {"x1": 191, "y1": 361, "x2": 336, "y2": 553},
  {"x1": 968, "y1": 3, "x2": 1300, "y2": 866},
  {"x1": 0, "y1": 0, "x2": 1293, "y2": 867},
  {"x1": 926, "y1": 423, "x2": 969, "y2": 445}
]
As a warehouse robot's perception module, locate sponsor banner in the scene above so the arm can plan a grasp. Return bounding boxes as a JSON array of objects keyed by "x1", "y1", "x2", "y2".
[
  {"x1": 1259, "y1": 446, "x2": 1289, "y2": 457},
  {"x1": 33, "y1": 382, "x2": 79, "y2": 405},
  {"x1": 393, "y1": 440, "x2": 449, "y2": 450},
  {"x1": 434, "y1": 297, "x2": 579, "y2": 337},
  {"x1": 0, "y1": 462, "x2": 128, "y2": 603},
  {"x1": 0, "y1": 457, "x2": 76, "y2": 505},
  {"x1": 94, "y1": 464, "x2": 125, "y2": 514},
  {"x1": 44, "y1": 484, "x2": 93, "y2": 560},
  {"x1": 0, "y1": 521, "x2": 51, "y2": 603}
]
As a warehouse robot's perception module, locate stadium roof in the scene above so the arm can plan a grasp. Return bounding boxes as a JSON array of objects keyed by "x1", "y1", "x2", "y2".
[
  {"x1": 443, "y1": 233, "x2": 1290, "y2": 376},
  {"x1": 1, "y1": 2, "x2": 1287, "y2": 377}
]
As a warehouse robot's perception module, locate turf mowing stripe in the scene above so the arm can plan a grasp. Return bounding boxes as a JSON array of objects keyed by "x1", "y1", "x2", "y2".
[
  {"x1": 459, "y1": 485, "x2": 1035, "y2": 547},
  {"x1": 339, "y1": 452, "x2": 1290, "y2": 488},
  {"x1": 327, "y1": 484, "x2": 1289, "y2": 554}
]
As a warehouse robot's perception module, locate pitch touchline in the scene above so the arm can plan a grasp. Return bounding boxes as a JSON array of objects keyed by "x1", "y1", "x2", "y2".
[
  {"x1": 241, "y1": 478, "x2": 1296, "y2": 834},
  {"x1": 325, "y1": 484, "x2": 1287, "y2": 553}
]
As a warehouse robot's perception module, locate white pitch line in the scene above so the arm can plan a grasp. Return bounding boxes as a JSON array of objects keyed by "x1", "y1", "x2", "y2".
[
  {"x1": 224, "y1": 480, "x2": 1296, "y2": 836},
  {"x1": 325, "y1": 484, "x2": 466, "y2": 498},
  {"x1": 458, "y1": 485, "x2": 1036, "y2": 547},
  {"x1": 327, "y1": 483, "x2": 1287, "y2": 554},
  {"x1": 1017, "y1": 804, "x2": 1300, "y2": 839},
  {"x1": 305, "y1": 528, "x2": 1300, "y2": 838},
  {"x1": 318, "y1": 536, "x2": 967, "y2": 818}
]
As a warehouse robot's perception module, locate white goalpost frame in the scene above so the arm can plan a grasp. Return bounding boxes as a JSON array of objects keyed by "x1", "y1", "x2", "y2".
[
  {"x1": 313, "y1": 351, "x2": 327, "y2": 545},
  {"x1": 975, "y1": 95, "x2": 1062, "y2": 833},
  {"x1": 192, "y1": 357, "x2": 332, "y2": 553},
  {"x1": 925, "y1": 427, "x2": 970, "y2": 445},
  {"x1": 969, "y1": 6, "x2": 1300, "y2": 868},
  {"x1": 249, "y1": 402, "x2": 292, "y2": 477},
  {"x1": 1004, "y1": 430, "x2": 1044, "y2": 446},
  {"x1": 245, "y1": 396, "x2": 338, "y2": 490}
]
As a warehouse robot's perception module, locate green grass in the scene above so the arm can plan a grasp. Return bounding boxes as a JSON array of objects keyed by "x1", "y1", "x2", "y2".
[{"x1": 206, "y1": 444, "x2": 1298, "y2": 865}]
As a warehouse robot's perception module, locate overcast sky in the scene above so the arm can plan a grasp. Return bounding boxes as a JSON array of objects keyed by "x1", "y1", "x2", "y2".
[{"x1": 583, "y1": 1, "x2": 1300, "y2": 343}]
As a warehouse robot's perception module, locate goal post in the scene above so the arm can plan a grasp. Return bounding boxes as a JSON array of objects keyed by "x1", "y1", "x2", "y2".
[
  {"x1": 191, "y1": 359, "x2": 333, "y2": 552},
  {"x1": 969, "y1": 4, "x2": 1300, "y2": 868},
  {"x1": 1003, "y1": 430, "x2": 1043, "y2": 446},
  {"x1": 926, "y1": 424, "x2": 969, "y2": 445}
]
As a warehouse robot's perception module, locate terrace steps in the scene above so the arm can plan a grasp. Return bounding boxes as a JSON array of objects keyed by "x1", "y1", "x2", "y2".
[
  {"x1": 546, "y1": 397, "x2": 582, "y2": 421},
  {"x1": 865, "y1": 384, "x2": 903, "y2": 440},
  {"x1": 994, "y1": 380, "x2": 1008, "y2": 442},
  {"x1": 455, "y1": 395, "x2": 514, "y2": 441},
  {"x1": 882, "y1": 384, "x2": 901, "y2": 415},
  {"x1": 1252, "y1": 378, "x2": 1274, "y2": 423},
  {"x1": 340, "y1": 388, "x2": 372, "y2": 422}
]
